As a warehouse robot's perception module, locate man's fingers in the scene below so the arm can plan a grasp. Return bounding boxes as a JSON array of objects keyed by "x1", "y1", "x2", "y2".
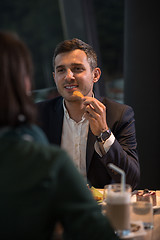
[{"x1": 83, "y1": 98, "x2": 106, "y2": 115}]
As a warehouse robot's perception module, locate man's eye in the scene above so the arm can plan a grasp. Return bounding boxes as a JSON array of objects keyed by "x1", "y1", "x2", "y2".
[
  {"x1": 73, "y1": 67, "x2": 83, "y2": 72},
  {"x1": 57, "y1": 68, "x2": 65, "y2": 73}
]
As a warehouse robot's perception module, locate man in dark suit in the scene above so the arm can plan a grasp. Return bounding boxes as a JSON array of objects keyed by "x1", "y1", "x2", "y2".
[{"x1": 37, "y1": 38, "x2": 140, "y2": 190}]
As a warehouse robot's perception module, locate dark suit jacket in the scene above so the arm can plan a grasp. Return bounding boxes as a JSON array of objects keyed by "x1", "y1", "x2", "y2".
[{"x1": 37, "y1": 95, "x2": 140, "y2": 190}]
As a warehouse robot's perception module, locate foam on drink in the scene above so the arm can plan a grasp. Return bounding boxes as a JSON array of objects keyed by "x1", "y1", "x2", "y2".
[{"x1": 107, "y1": 191, "x2": 131, "y2": 204}]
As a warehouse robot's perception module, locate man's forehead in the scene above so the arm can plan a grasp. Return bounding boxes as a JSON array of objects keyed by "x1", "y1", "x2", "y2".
[{"x1": 55, "y1": 49, "x2": 88, "y2": 66}]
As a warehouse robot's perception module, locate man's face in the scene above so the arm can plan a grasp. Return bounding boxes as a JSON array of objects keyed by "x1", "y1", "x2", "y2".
[{"x1": 53, "y1": 49, "x2": 100, "y2": 102}]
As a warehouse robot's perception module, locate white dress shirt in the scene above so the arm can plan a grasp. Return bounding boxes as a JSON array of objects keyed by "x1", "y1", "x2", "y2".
[
  {"x1": 61, "y1": 102, "x2": 89, "y2": 178},
  {"x1": 61, "y1": 101, "x2": 115, "y2": 177}
]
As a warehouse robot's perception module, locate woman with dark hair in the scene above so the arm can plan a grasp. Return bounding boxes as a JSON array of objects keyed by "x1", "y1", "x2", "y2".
[
  {"x1": 0, "y1": 31, "x2": 47, "y2": 142},
  {"x1": 0, "y1": 32, "x2": 35, "y2": 125},
  {"x1": 0, "y1": 31, "x2": 118, "y2": 240}
]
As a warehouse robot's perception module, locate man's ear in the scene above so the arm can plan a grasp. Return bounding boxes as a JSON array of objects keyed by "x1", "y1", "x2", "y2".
[
  {"x1": 93, "y1": 67, "x2": 101, "y2": 83},
  {"x1": 53, "y1": 72, "x2": 56, "y2": 83}
]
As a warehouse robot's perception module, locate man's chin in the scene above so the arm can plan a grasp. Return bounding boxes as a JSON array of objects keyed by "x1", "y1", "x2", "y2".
[{"x1": 64, "y1": 96, "x2": 80, "y2": 103}]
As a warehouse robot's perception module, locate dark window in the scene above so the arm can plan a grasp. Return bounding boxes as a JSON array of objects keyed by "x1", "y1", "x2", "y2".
[
  {"x1": 0, "y1": 0, "x2": 63, "y2": 91},
  {"x1": 93, "y1": 0, "x2": 124, "y2": 103}
]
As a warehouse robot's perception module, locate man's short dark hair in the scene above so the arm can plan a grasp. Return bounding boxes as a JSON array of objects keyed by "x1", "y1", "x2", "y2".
[{"x1": 53, "y1": 38, "x2": 97, "y2": 71}]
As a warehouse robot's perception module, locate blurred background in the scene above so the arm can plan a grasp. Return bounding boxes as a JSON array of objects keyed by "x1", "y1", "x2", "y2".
[{"x1": 0, "y1": 0, "x2": 159, "y2": 189}]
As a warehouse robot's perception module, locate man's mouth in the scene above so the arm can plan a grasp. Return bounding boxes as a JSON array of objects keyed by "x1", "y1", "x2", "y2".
[{"x1": 65, "y1": 85, "x2": 78, "y2": 90}]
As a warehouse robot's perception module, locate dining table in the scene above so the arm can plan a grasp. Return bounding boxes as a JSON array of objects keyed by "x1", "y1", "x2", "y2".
[{"x1": 52, "y1": 190, "x2": 160, "y2": 240}]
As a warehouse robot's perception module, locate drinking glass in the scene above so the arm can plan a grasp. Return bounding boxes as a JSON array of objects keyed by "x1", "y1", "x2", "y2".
[
  {"x1": 131, "y1": 198, "x2": 154, "y2": 230},
  {"x1": 104, "y1": 183, "x2": 132, "y2": 237}
]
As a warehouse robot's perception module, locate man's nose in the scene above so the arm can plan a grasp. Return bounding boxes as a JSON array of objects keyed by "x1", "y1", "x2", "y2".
[{"x1": 64, "y1": 69, "x2": 74, "y2": 79}]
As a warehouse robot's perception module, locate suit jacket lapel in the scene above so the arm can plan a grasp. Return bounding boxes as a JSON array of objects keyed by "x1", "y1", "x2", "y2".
[
  {"x1": 86, "y1": 127, "x2": 96, "y2": 172},
  {"x1": 50, "y1": 97, "x2": 64, "y2": 145},
  {"x1": 86, "y1": 92, "x2": 105, "y2": 172}
]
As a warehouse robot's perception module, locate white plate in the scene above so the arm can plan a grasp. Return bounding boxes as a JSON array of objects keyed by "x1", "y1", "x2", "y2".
[{"x1": 121, "y1": 221, "x2": 146, "y2": 239}]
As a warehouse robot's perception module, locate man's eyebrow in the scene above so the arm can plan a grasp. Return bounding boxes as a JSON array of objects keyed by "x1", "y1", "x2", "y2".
[
  {"x1": 56, "y1": 63, "x2": 84, "y2": 69},
  {"x1": 56, "y1": 65, "x2": 65, "y2": 70}
]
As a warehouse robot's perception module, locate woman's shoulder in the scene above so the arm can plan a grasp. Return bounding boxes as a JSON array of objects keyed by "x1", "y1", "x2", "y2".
[
  {"x1": 19, "y1": 124, "x2": 49, "y2": 144},
  {"x1": 2, "y1": 124, "x2": 49, "y2": 145}
]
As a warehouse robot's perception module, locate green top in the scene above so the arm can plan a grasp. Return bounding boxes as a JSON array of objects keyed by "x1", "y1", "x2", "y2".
[{"x1": 0, "y1": 125, "x2": 118, "y2": 240}]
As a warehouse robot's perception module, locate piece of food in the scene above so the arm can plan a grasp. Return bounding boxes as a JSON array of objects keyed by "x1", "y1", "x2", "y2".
[
  {"x1": 73, "y1": 91, "x2": 84, "y2": 98},
  {"x1": 136, "y1": 189, "x2": 157, "y2": 206},
  {"x1": 131, "y1": 223, "x2": 141, "y2": 232},
  {"x1": 90, "y1": 186, "x2": 103, "y2": 202}
]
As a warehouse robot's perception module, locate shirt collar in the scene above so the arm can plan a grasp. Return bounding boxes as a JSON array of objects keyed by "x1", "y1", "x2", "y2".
[
  {"x1": 63, "y1": 99, "x2": 70, "y2": 120},
  {"x1": 62, "y1": 99, "x2": 87, "y2": 123}
]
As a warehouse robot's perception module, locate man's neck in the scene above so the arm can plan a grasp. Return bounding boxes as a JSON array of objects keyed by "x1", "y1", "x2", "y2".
[{"x1": 64, "y1": 100, "x2": 85, "y2": 123}]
